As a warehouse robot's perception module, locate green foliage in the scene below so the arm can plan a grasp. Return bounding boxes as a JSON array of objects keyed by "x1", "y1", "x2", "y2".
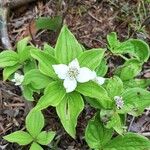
[
  {"x1": 86, "y1": 114, "x2": 150, "y2": 150},
  {"x1": 119, "y1": 88, "x2": 150, "y2": 116},
  {"x1": 30, "y1": 142, "x2": 43, "y2": 150},
  {"x1": 43, "y1": 43, "x2": 55, "y2": 55},
  {"x1": 78, "y1": 48, "x2": 105, "y2": 70},
  {"x1": 103, "y1": 133, "x2": 150, "y2": 150},
  {"x1": 105, "y1": 76, "x2": 123, "y2": 98},
  {"x1": 30, "y1": 49, "x2": 58, "y2": 78},
  {"x1": 96, "y1": 58, "x2": 108, "y2": 77},
  {"x1": 26, "y1": 110, "x2": 44, "y2": 138},
  {"x1": 0, "y1": 50, "x2": 19, "y2": 67},
  {"x1": 23, "y1": 69, "x2": 52, "y2": 90},
  {"x1": 35, "y1": 81, "x2": 66, "y2": 110},
  {"x1": 115, "y1": 59, "x2": 142, "y2": 81},
  {"x1": 3, "y1": 110, "x2": 55, "y2": 149},
  {"x1": 3, "y1": 131, "x2": 33, "y2": 145},
  {"x1": 76, "y1": 81, "x2": 113, "y2": 109},
  {"x1": 3, "y1": 64, "x2": 21, "y2": 80},
  {"x1": 0, "y1": 37, "x2": 35, "y2": 80},
  {"x1": 124, "y1": 78, "x2": 150, "y2": 89},
  {"x1": 56, "y1": 92, "x2": 84, "y2": 138},
  {"x1": 36, "y1": 131, "x2": 55, "y2": 145},
  {"x1": 85, "y1": 114, "x2": 113, "y2": 149},
  {"x1": 1, "y1": 26, "x2": 150, "y2": 149},
  {"x1": 36, "y1": 16, "x2": 62, "y2": 31},
  {"x1": 55, "y1": 25, "x2": 83, "y2": 64},
  {"x1": 107, "y1": 32, "x2": 150, "y2": 62},
  {"x1": 106, "y1": 113, "x2": 124, "y2": 135}
]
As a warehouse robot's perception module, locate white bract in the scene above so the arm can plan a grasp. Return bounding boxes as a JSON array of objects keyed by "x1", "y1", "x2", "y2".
[
  {"x1": 11, "y1": 73, "x2": 24, "y2": 86},
  {"x1": 114, "y1": 96, "x2": 124, "y2": 109},
  {"x1": 91, "y1": 71, "x2": 105, "y2": 85},
  {"x1": 52, "y1": 58, "x2": 95, "y2": 93}
]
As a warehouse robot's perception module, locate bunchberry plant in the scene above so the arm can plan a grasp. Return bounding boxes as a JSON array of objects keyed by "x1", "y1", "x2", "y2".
[
  {"x1": 0, "y1": 37, "x2": 36, "y2": 80},
  {"x1": 85, "y1": 113, "x2": 150, "y2": 150},
  {"x1": 107, "y1": 32, "x2": 150, "y2": 88},
  {"x1": 3, "y1": 110, "x2": 55, "y2": 150},
  {"x1": 1, "y1": 25, "x2": 150, "y2": 149},
  {"x1": 29, "y1": 25, "x2": 108, "y2": 138}
]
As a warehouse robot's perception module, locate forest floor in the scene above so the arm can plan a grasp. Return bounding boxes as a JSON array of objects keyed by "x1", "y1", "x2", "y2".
[{"x1": 1, "y1": 0, "x2": 150, "y2": 149}]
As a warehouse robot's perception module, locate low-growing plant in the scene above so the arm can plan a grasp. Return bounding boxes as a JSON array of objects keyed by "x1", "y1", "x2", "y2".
[
  {"x1": 3, "y1": 110, "x2": 55, "y2": 150},
  {"x1": 1, "y1": 25, "x2": 150, "y2": 149}
]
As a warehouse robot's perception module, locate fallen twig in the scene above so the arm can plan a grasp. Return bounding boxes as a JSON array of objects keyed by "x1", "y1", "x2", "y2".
[
  {"x1": 0, "y1": 0, "x2": 36, "y2": 49},
  {"x1": 0, "y1": 0, "x2": 12, "y2": 49}
]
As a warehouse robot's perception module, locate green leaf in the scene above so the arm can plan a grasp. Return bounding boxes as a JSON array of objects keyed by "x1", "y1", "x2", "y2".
[
  {"x1": 3, "y1": 63, "x2": 21, "y2": 80},
  {"x1": 119, "y1": 88, "x2": 150, "y2": 116},
  {"x1": 85, "y1": 97, "x2": 102, "y2": 109},
  {"x1": 104, "y1": 132, "x2": 150, "y2": 150},
  {"x1": 107, "y1": 32, "x2": 120, "y2": 51},
  {"x1": 85, "y1": 113, "x2": 113, "y2": 149},
  {"x1": 17, "y1": 37, "x2": 30, "y2": 54},
  {"x1": 35, "y1": 81, "x2": 66, "y2": 110},
  {"x1": 23, "y1": 69, "x2": 52, "y2": 90},
  {"x1": 107, "y1": 33, "x2": 150, "y2": 62},
  {"x1": 26, "y1": 110, "x2": 44, "y2": 138},
  {"x1": 76, "y1": 81, "x2": 113, "y2": 109},
  {"x1": 3, "y1": 131, "x2": 33, "y2": 145},
  {"x1": 56, "y1": 92, "x2": 84, "y2": 138},
  {"x1": 100, "y1": 109, "x2": 114, "y2": 122},
  {"x1": 17, "y1": 37, "x2": 30, "y2": 62},
  {"x1": 37, "y1": 131, "x2": 55, "y2": 145},
  {"x1": 0, "y1": 50, "x2": 19, "y2": 67},
  {"x1": 36, "y1": 16, "x2": 62, "y2": 31},
  {"x1": 30, "y1": 142, "x2": 43, "y2": 150},
  {"x1": 106, "y1": 113, "x2": 124, "y2": 135},
  {"x1": 115, "y1": 59, "x2": 142, "y2": 81},
  {"x1": 105, "y1": 76, "x2": 123, "y2": 98},
  {"x1": 78, "y1": 49, "x2": 105, "y2": 70},
  {"x1": 30, "y1": 49, "x2": 58, "y2": 78},
  {"x1": 124, "y1": 79, "x2": 150, "y2": 89},
  {"x1": 119, "y1": 39, "x2": 150, "y2": 62},
  {"x1": 55, "y1": 25, "x2": 83, "y2": 64},
  {"x1": 96, "y1": 58, "x2": 108, "y2": 77},
  {"x1": 23, "y1": 59, "x2": 37, "y2": 73},
  {"x1": 22, "y1": 85, "x2": 34, "y2": 101},
  {"x1": 43, "y1": 43, "x2": 55, "y2": 56}
]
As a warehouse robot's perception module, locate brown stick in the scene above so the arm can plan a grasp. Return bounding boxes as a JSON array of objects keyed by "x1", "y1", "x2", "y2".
[
  {"x1": 0, "y1": 0, "x2": 36, "y2": 50},
  {"x1": 0, "y1": 1, "x2": 12, "y2": 49}
]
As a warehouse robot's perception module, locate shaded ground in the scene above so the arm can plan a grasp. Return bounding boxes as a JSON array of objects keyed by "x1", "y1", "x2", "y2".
[{"x1": 1, "y1": 0, "x2": 150, "y2": 149}]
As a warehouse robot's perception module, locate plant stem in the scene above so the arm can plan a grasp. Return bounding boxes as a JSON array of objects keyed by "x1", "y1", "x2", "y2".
[{"x1": 117, "y1": 54, "x2": 129, "y2": 61}]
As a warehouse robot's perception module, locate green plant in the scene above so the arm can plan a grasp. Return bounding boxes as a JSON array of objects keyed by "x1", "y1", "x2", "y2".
[
  {"x1": 3, "y1": 110, "x2": 55, "y2": 150},
  {"x1": 1, "y1": 26, "x2": 150, "y2": 149},
  {"x1": 36, "y1": 16, "x2": 62, "y2": 31},
  {"x1": 85, "y1": 113, "x2": 150, "y2": 150}
]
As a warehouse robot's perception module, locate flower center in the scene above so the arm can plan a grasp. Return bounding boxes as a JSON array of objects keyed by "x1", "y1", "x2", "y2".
[
  {"x1": 114, "y1": 96, "x2": 124, "y2": 109},
  {"x1": 68, "y1": 67, "x2": 79, "y2": 79}
]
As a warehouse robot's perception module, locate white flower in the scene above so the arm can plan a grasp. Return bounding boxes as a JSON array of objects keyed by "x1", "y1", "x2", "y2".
[
  {"x1": 52, "y1": 58, "x2": 95, "y2": 93},
  {"x1": 91, "y1": 71, "x2": 105, "y2": 85},
  {"x1": 11, "y1": 73, "x2": 24, "y2": 86},
  {"x1": 114, "y1": 96, "x2": 124, "y2": 109}
]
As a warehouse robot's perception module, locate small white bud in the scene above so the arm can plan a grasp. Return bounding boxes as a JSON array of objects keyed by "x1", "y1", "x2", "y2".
[
  {"x1": 114, "y1": 96, "x2": 124, "y2": 109},
  {"x1": 11, "y1": 73, "x2": 24, "y2": 86}
]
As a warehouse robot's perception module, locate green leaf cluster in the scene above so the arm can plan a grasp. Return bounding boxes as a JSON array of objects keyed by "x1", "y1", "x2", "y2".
[
  {"x1": 85, "y1": 113, "x2": 150, "y2": 150},
  {"x1": 1, "y1": 26, "x2": 150, "y2": 149},
  {"x1": 3, "y1": 110, "x2": 55, "y2": 150}
]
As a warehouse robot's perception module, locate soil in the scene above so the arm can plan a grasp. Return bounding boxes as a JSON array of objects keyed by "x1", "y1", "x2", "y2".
[{"x1": 1, "y1": 0, "x2": 150, "y2": 149}]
